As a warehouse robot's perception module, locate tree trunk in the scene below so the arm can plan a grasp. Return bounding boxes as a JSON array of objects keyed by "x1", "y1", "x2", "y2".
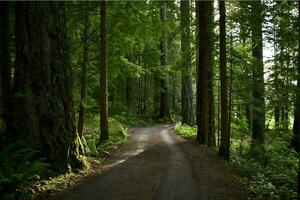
[
  {"x1": 207, "y1": 75, "x2": 215, "y2": 147},
  {"x1": 78, "y1": 1, "x2": 90, "y2": 138},
  {"x1": 250, "y1": 0, "x2": 265, "y2": 144},
  {"x1": 99, "y1": 0, "x2": 109, "y2": 142},
  {"x1": 0, "y1": 2, "x2": 12, "y2": 134},
  {"x1": 196, "y1": 1, "x2": 213, "y2": 145},
  {"x1": 274, "y1": 106, "x2": 280, "y2": 128},
  {"x1": 217, "y1": 81, "x2": 220, "y2": 147},
  {"x1": 245, "y1": 105, "x2": 252, "y2": 132},
  {"x1": 218, "y1": 0, "x2": 230, "y2": 160},
  {"x1": 228, "y1": 33, "x2": 234, "y2": 143},
  {"x1": 143, "y1": 73, "x2": 147, "y2": 115},
  {"x1": 293, "y1": 2, "x2": 300, "y2": 198},
  {"x1": 13, "y1": 2, "x2": 84, "y2": 171},
  {"x1": 153, "y1": 75, "x2": 160, "y2": 117},
  {"x1": 126, "y1": 77, "x2": 134, "y2": 112},
  {"x1": 159, "y1": 2, "x2": 171, "y2": 120},
  {"x1": 180, "y1": 0, "x2": 193, "y2": 125}
]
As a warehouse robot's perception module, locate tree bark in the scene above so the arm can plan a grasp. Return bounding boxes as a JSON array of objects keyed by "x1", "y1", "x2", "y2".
[
  {"x1": 99, "y1": 0, "x2": 109, "y2": 142},
  {"x1": 78, "y1": 1, "x2": 90, "y2": 138},
  {"x1": 196, "y1": 1, "x2": 213, "y2": 145},
  {"x1": 159, "y1": 2, "x2": 171, "y2": 120},
  {"x1": 0, "y1": 2, "x2": 12, "y2": 133},
  {"x1": 218, "y1": 0, "x2": 230, "y2": 160},
  {"x1": 180, "y1": 0, "x2": 193, "y2": 125},
  {"x1": 13, "y1": 2, "x2": 84, "y2": 171},
  {"x1": 250, "y1": 0, "x2": 265, "y2": 144}
]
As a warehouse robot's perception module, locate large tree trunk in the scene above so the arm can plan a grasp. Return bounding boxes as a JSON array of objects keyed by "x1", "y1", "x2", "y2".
[
  {"x1": 196, "y1": 1, "x2": 213, "y2": 145},
  {"x1": 159, "y1": 2, "x2": 171, "y2": 120},
  {"x1": 99, "y1": 0, "x2": 109, "y2": 142},
  {"x1": 218, "y1": 0, "x2": 230, "y2": 160},
  {"x1": 13, "y1": 2, "x2": 84, "y2": 171},
  {"x1": 78, "y1": 1, "x2": 90, "y2": 138},
  {"x1": 180, "y1": 0, "x2": 193, "y2": 125},
  {"x1": 250, "y1": 0, "x2": 265, "y2": 144},
  {"x1": 0, "y1": 2, "x2": 12, "y2": 134}
]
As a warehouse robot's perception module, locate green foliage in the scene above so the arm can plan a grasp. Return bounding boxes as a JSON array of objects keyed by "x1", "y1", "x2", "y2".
[
  {"x1": 175, "y1": 123, "x2": 197, "y2": 139},
  {"x1": 83, "y1": 117, "x2": 128, "y2": 154},
  {"x1": 231, "y1": 131, "x2": 298, "y2": 200},
  {"x1": 113, "y1": 112, "x2": 147, "y2": 127},
  {"x1": 0, "y1": 141, "x2": 49, "y2": 199},
  {"x1": 97, "y1": 122, "x2": 128, "y2": 151}
]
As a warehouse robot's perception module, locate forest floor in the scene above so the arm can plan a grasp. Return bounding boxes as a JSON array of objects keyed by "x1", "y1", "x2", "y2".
[{"x1": 50, "y1": 125, "x2": 247, "y2": 200}]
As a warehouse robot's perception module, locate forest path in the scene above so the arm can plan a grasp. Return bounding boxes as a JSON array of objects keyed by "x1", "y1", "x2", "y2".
[{"x1": 58, "y1": 125, "x2": 246, "y2": 200}]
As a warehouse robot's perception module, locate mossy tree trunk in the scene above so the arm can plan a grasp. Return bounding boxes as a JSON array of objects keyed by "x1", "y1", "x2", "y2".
[{"x1": 13, "y1": 2, "x2": 84, "y2": 172}]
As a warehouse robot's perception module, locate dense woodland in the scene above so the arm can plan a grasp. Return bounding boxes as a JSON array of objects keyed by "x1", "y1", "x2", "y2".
[{"x1": 0, "y1": 0, "x2": 300, "y2": 199}]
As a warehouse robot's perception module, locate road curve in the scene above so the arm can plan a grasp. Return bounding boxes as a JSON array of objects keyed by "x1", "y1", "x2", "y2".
[{"x1": 58, "y1": 125, "x2": 246, "y2": 200}]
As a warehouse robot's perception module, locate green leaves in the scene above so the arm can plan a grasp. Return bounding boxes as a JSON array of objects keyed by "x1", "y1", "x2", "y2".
[{"x1": 175, "y1": 123, "x2": 197, "y2": 139}]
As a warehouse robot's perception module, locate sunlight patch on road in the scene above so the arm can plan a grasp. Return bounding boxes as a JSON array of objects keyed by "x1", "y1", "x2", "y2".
[
  {"x1": 105, "y1": 128, "x2": 150, "y2": 168},
  {"x1": 160, "y1": 129, "x2": 175, "y2": 145}
]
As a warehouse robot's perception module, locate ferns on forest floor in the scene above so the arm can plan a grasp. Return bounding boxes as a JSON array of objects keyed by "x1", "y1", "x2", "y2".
[{"x1": 0, "y1": 141, "x2": 49, "y2": 199}]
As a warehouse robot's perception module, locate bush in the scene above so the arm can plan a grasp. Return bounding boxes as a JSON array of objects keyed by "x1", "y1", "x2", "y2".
[
  {"x1": 175, "y1": 123, "x2": 197, "y2": 139},
  {"x1": 231, "y1": 134, "x2": 298, "y2": 200}
]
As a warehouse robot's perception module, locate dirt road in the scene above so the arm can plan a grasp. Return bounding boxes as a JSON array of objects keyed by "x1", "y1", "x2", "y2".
[{"x1": 59, "y1": 125, "x2": 246, "y2": 200}]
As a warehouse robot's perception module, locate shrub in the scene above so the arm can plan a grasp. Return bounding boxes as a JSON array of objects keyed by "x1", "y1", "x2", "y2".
[{"x1": 175, "y1": 123, "x2": 197, "y2": 139}]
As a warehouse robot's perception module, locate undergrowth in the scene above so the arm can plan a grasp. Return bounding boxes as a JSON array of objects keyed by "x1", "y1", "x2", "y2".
[
  {"x1": 0, "y1": 141, "x2": 49, "y2": 199},
  {"x1": 83, "y1": 116, "x2": 128, "y2": 154},
  {"x1": 175, "y1": 123, "x2": 197, "y2": 139}
]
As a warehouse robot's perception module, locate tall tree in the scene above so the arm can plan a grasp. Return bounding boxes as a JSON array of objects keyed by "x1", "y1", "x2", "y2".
[
  {"x1": 99, "y1": 0, "x2": 109, "y2": 142},
  {"x1": 180, "y1": 0, "x2": 193, "y2": 125},
  {"x1": 250, "y1": 0, "x2": 265, "y2": 144},
  {"x1": 12, "y1": 2, "x2": 84, "y2": 171},
  {"x1": 293, "y1": 2, "x2": 300, "y2": 199},
  {"x1": 0, "y1": 2, "x2": 12, "y2": 133},
  {"x1": 196, "y1": 1, "x2": 213, "y2": 144},
  {"x1": 207, "y1": 40, "x2": 215, "y2": 147},
  {"x1": 159, "y1": 2, "x2": 171, "y2": 120},
  {"x1": 78, "y1": 1, "x2": 90, "y2": 138},
  {"x1": 218, "y1": 0, "x2": 230, "y2": 160}
]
